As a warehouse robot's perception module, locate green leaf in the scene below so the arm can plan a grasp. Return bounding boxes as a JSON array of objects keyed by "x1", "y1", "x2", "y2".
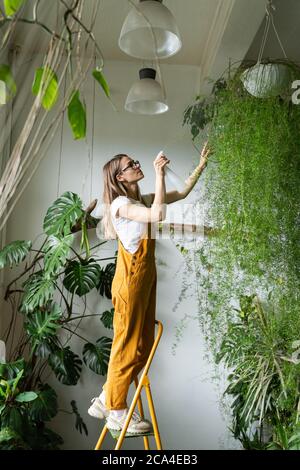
[
  {"x1": 15, "y1": 391, "x2": 38, "y2": 402},
  {"x1": 48, "y1": 347, "x2": 82, "y2": 385},
  {"x1": 0, "y1": 427, "x2": 28, "y2": 449},
  {"x1": 25, "y1": 304, "x2": 62, "y2": 350},
  {"x1": 67, "y1": 90, "x2": 86, "y2": 139},
  {"x1": 63, "y1": 258, "x2": 101, "y2": 297},
  {"x1": 32, "y1": 67, "x2": 59, "y2": 110},
  {"x1": 0, "y1": 240, "x2": 32, "y2": 269},
  {"x1": 82, "y1": 336, "x2": 112, "y2": 375},
  {"x1": 0, "y1": 64, "x2": 17, "y2": 103},
  {"x1": 100, "y1": 308, "x2": 114, "y2": 329},
  {"x1": 11, "y1": 368, "x2": 24, "y2": 395},
  {"x1": 21, "y1": 271, "x2": 56, "y2": 313},
  {"x1": 44, "y1": 234, "x2": 74, "y2": 277},
  {"x1": 5, "y1": 407, "x2": 23, "y2": 435},
  {"x1": 43, "y1": 191, "x2": 83, "y2": 237},
  {"x1": 92, "y1": 68, "x2": 110, "y2": 98},
  {"x1": 3, "y1": 0, "x2": 24, "y2": 16},
  {"x1": 29, "y1": 385, "x2": 58, "y2": 421},
  {"x1": 0, "y1": 359, "x2": 26, "y2": 381},
  {"x1": 97, "y1": 262, "x2": 116, "y2": 299}
]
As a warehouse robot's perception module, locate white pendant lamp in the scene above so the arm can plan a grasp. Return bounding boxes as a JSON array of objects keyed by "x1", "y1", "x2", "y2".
[
  {"x1": 119, "y1": 0, "x2": 182, "y2": 60},
  {"x1": 125, "y1": 67, "x2": 168, "y2": 115}
]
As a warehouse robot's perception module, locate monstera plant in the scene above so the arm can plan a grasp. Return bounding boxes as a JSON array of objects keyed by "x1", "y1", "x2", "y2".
[{"x1": 0, "y1": 191, "x2": 116, "y2": 449}]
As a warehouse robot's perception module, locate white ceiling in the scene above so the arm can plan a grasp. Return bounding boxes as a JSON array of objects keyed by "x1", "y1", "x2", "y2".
[{"x1": 9, "y1": 0, "x2": 268, "y2": 90}]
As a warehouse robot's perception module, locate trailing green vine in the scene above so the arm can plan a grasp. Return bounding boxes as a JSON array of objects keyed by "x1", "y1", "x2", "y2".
[{"x1": 183, "y1": 60, "x2": 300, "y2": 448}]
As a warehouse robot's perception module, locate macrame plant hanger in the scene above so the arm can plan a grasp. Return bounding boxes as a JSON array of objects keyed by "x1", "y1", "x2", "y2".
[{"x1": 257, "y1": 0, "x2": 288, "y2": 64}]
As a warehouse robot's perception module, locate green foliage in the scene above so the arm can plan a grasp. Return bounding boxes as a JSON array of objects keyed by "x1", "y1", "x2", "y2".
[
  {"x1": 2, "y1": 190, "x2": 117, "y2": 448},
  {"x1": 183, "y1": 61, "x2": 300, "y2": 449},
  {"x1": 67, "y1": 90, "x2": 86, "y2": 140},
  {"x1": 44, "y1": 234, "x2": 74, "y2": 277},
  {"x1": 63, "y1": 258, "x2": 102, "y2": 296},
  {"x1": 3, "y1": 0, "x2": 24, "y2": 16},
  {"x1": 32, "y1": 67, "x2": 59, "y2": 110},
  {"x1": 100, "y1": 308, "x2": 114, "y2": 329},
  {"x1": 82, "y1": 337, "x2": 112, "y2": 375},
  {"x1": 0, "y1": 365, "x2": 62, "y2": 449},
  {"x1": 0, "y1": 64, "x2": 17, "y2": 102},
  {"x1": 0, "y1": 240, "x2": 31, "y2": 269},
  {"x1": 43, "y1": 191, "x2": 84, "y2": 237},
  {"x1": 92, "y1": 68, "x2": 110, "y2": 98},
  {"x1": 25, "y1": 303, "x2": 62, "y2": 353},
  {"x1": 21, "y1": 270, "x2": 56, "y2": 312},
  {"x1": 28, "y1": 385, "x2": 58, "y2": 421},
  {"x1": 97, "y1": 262, "x2": 116, "y2": 299},
  {"x1": 48, "y1": 346, "x2": 82, "y2": 385}
]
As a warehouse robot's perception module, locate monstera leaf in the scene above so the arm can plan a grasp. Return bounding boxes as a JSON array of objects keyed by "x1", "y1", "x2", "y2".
[
  {"x1": 0, "y1": 240, "x2": 32, "y2": 269},
  {"x1": 29, "y1": 385, "x2": 58, "y2": 422},
  {"x1": 21, "y1": 271, "x2": 56, "y2": 313},
  {"x1": 82, "y1": 336, "x2": 112, "y2": 375},
  {"x1": 44, "y1": 234, "x2": 73, "y2": 277},
  {"x1": 97, "y1": 262, "x2": 116, "y2": 299},
  {"x1": 33, "y1": 336, "x2": 60, "y2": 359},
  {"x1": 100, "y1": 308, "x2": 114, "y2": 330},
  {"x1": 48, "y1": 346, "x2": 82, "y2": 385},
  {"x1": 43, "y1": 192, "x2": 83, "y2": 237},
  {"x1": 25, "y1": 304, "x2": 62, "y2": 352},
  {"x1": 63, "y1": 258, "x2": 101, "y2": 297}
]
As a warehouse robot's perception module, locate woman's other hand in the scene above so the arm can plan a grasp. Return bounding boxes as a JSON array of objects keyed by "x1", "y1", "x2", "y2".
[
  {"x1": 199, "y1": 141, "x2": 211, "y2": 170},
  {"x1": 153, "y1": 151, "x2": 170, "y2": 176}
]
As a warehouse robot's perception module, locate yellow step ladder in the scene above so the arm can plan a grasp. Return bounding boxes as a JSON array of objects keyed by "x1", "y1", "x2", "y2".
[{"x1": 94, "y1": 320, "x2": 163, "y2": 450}]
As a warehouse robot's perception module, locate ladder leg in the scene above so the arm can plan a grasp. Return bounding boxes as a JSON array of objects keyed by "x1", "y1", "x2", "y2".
[
  {"x1": 134, "y1": 376, "x2": 150, "y2": 450},
  {"x1": 115, "y1": 320, "x2": 163, "y2": 450},
  {"x1": 94, "y1": 423, "x2": 109, "y2": 450},
  {"x1": 144, "y1": 379, "x2": 162, "y2": 450},
  {"x1": 94, "y1": 320, "x2": 163, "y2": 450}
]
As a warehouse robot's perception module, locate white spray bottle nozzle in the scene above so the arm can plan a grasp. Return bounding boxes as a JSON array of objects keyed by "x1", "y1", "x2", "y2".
[
  {"x1": 156, "y1": 150, "x2": 164, "y2": 159},
  {"x1": 156, "y1": 149, "x2": 186, "y2": 192}
]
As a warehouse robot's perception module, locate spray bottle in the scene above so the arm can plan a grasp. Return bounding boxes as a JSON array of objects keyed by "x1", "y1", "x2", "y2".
[{"x1": 156, "y1": 150, "x2": 186, "y2": 192}]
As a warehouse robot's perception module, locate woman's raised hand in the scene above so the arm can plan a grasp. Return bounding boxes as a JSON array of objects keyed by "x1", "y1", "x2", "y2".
[
  {"x1": 199, "y1": 141, "x2": 211, "y2": 169},
  {"x1": 153, "y1": 150, "x2": 170, "y2": 176}
]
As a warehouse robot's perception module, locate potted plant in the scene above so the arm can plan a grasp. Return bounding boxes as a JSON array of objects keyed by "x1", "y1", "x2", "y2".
[
  {"x1": 0, "y1": 192, "x2": 116, "y2": 449},
  {"x1": 181, "y1": 56, "x2": 300, "y2": 448}
]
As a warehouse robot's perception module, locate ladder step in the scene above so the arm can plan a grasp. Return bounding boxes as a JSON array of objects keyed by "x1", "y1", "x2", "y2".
[{"x1": 109, "y1": 428, "x2": 154, "y2": 439}]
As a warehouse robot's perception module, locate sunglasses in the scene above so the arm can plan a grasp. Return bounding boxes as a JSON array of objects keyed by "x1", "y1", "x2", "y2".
[{"x1": 118, "y1": 159, "x2": 141, "y2": 174}]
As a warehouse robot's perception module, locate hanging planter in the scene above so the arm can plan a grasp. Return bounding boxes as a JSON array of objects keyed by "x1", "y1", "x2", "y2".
[
  {"x1": 240, "y1": 0, "x2": 293, "y2": 98},
  {"x1": 240, "y1": 62, "x2": 292, "y2": 98}
]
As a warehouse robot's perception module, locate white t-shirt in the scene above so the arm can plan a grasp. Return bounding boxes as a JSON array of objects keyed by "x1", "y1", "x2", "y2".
[{"x1": 110, "y1": 194, "x2": 153, "y2": 254}]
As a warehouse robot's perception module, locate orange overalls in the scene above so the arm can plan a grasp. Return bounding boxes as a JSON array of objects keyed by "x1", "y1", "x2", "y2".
[{"x1": 102, "y1": 221, "x2": 157, "y2": 410}]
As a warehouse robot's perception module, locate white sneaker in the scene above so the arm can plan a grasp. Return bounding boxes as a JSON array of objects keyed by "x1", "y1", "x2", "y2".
[
  {"x1": 106, "y1": 409, "x2": 153, "y2": 436},
  {"x1": 88, "y1": 391, "x2": 109, "y2": 419}
]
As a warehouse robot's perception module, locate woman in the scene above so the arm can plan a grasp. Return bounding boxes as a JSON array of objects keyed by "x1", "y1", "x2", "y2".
[{"x1": 88, "y1": 144, "x2": 210, "y2": 436}]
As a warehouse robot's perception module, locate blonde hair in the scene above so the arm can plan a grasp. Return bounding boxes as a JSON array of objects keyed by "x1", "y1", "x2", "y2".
[{"x1": 100, "y1": 154, "x2": 143, "y2": 239}]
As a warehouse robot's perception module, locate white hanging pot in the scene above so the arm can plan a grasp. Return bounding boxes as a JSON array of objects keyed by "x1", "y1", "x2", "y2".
[{"x1": 240, "y1": 63, "x2": 291, "y2": 98}]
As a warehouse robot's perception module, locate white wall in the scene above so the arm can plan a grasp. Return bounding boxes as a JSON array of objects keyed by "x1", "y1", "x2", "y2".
[{"x1": 2, "y1": 54, "x2": 239, "y2": 450}]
